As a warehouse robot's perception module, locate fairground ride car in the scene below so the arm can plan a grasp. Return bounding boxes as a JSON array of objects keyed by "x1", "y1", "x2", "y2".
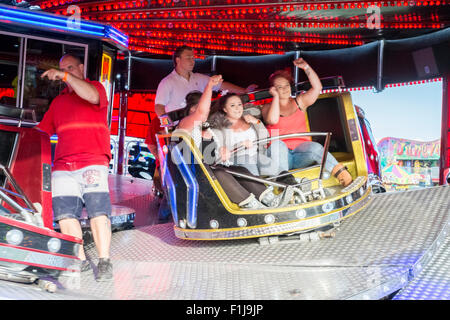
[{"x1": 157, "y1": 81, "x2": 373, "y2": 241}]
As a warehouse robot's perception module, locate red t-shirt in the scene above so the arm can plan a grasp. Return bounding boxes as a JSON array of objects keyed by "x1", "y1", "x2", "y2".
[
  {"x1": 265, "y1": 107, "x2": 311, "y2": 150},
  {"x1": 37, "y1": 80, "x2": 111, "y2": 171}
]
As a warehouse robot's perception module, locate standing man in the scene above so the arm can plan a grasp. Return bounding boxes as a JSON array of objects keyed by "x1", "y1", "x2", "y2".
[
  {"x1": 37, "y1": 54, "x2": 113, "y2": 282},
  {"x1": 154, "y1": 45, "x2": 258, "y2": 116}
]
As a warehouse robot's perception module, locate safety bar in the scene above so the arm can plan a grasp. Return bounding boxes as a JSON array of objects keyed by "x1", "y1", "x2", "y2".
[
  {"x1": 241, "y1": 76, "x2": 345, "y2": 104},
  {"x1": 158, "y1": 131, "x2": 332, "y2": 187},
  {"x1": 222, "y1": 132, "x2": 332, "y2": 187},
  {"x1": 0, "y1": 164, "x2": 41, "y2": 225},
  {"x1": 210, "y1": 165, "x2": 289, "y2": 189}
]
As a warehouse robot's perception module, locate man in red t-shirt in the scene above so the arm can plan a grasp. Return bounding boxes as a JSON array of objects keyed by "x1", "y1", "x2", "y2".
[{"x1": 37, "y1": 54, "x2": 113, "y2": 282}]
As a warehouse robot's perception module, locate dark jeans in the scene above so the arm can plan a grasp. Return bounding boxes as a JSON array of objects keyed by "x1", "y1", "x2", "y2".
[{"x1": 212, "y1": 165, "x2": 266, "y2": 204}]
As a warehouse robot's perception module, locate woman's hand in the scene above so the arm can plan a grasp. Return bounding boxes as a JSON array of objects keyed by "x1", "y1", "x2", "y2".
[
  {"x1": 208, "y1": 74, "x2": 223, "y2": 88},
  {"x1": 243, "y1": 114, "x2": 260, "y2": 125},
  {"x1": 269, "y1": 86, "x2": 279, "y2": 98},
  {"x1": 293, "y1": 58, "x2": 310, "y2": 71}
]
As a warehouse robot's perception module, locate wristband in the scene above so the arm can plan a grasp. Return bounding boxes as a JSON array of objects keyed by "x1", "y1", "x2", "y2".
[
  {"x1": 62, "y1": 72, "x2": 68, "y2": 82},
  {"x1": 304, "y1": 65, "x2": 310, "y2": 72}
]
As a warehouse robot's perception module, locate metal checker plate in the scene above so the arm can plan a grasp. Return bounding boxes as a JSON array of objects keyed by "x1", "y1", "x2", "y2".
[
  {"x1": 1, "y1": 186, "x2": 449, "y2": 300},
  {"x1": 393, "y1": 235, "x2": 450, "y2": 300},
  {"x1": 71, "y1": 261, "x2": 411, "y2": 300},
  {"x1": 107, "y1": 187, "x2": 450, "y2": 268}
]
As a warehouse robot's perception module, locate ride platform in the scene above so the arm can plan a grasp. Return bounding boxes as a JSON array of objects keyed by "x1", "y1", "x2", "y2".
[{"x1": 0, "y1": 185, "x2": 449, "y2": 300}]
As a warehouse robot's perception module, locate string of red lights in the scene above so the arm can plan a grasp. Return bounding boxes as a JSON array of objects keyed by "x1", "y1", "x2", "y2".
[
  {"x1": 37, "y1": 0, "x2": 448, "y2": 12},
  {"x1": 31, "y1": 0, "x2": 448, "y2": 55}
]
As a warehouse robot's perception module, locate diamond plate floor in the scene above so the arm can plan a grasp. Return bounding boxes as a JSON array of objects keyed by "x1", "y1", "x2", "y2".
[
  {"x1": 1, "y1": 186, "x2": 450, "y2": 300},
  {"x1": 108, "y1": 174, "x2": 159, "y2": 227},
  {"x1": 393, "y1": 235, "x2": 450, "y2": 300}
]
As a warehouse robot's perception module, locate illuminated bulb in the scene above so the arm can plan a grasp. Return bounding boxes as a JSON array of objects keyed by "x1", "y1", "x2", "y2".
[
  {"x1": 264, "y1": 214, "x2": 275, "y2": 224},
  {"x1": 237, "y1": 218, "x2": 247, "y2": 227},
  {"x1": 209, "y1": 220, "x2": 219, "y2": 229}
]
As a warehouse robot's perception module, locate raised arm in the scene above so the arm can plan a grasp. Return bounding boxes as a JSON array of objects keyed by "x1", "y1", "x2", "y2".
[
  {"x1": 293, "y1": 58, "x2": 323, "y2": 109},
  {"x1": 178, "y1": 75, "x2": 223, "y2": 131},
  {"x1": 261, "y1": 86, "x2": 281, "y2": 125},
  {"x1": 155, "y1": 104, "x2": 166, "y2": 117}
]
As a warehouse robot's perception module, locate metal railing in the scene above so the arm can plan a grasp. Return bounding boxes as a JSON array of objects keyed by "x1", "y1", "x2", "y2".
[
  {"x1": 0, "y1": 164, "x2": 43, "y2": 227},
  {"x1": 223, "y1": 132, "x2": 331, "y2": 185}
]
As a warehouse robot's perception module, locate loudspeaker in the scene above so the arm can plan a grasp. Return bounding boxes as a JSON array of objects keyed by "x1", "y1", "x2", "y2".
[{"x1": 412, "y1": 47, "x2": 439, "y2": 78}]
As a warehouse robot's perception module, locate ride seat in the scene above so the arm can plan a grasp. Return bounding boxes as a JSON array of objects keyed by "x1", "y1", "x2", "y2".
[{"x1": 168, "y1": 131, "x2": 242, "y2": 211}]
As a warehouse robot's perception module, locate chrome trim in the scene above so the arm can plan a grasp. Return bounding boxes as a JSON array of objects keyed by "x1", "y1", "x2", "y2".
[
  {"x1": 175, "y1": 183, "x2": 371, "y2": 240},
  {"x1": 0, "y1": 245, "x2": 79, "y2": 271}
]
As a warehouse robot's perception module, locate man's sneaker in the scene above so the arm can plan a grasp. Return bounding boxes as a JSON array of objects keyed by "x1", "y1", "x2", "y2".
[{"x1": 96, "y1": 258, "x2": 113, "y2": 282}]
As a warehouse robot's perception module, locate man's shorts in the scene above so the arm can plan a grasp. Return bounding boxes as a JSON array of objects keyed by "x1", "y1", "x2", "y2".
[{"x1": 52, "y1": 165, "x2": 112, "y2": 222}]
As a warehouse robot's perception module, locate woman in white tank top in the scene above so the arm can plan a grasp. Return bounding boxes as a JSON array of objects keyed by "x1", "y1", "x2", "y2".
[{"x1": 208, "y1": 93, "x2": 288, "y2": 177}]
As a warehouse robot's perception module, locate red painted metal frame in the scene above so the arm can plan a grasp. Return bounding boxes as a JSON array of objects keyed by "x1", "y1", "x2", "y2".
[
  {"x1": 0, "y1": 242, "x2": 79, "y2": 260},
  {"x1": 0, "y1": 216, "x2": 83, "y2": 244},
  {"x1": 0, "y1": 256, "x2": 78, "y2": 272},
  {"x1": 0, "y1": 124, "x2": 53, "y2": 229}
]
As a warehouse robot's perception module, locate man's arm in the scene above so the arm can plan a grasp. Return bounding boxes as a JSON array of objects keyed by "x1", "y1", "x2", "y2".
[
  {"x1": 65, "y1": 73, "x2": 100, "y2": 105},
  {"x1": 154, "y1": 77, "x2": 172, "y2": 117},
  {"x1": 220, "y1": 81, "x2": 258, "y2": 94},
  {"x1": 41, "y1": 69, "x2": 100, "y2": 105},
  {"x1": 155, "y1": 104, "x2": 166, "y2": 117}
]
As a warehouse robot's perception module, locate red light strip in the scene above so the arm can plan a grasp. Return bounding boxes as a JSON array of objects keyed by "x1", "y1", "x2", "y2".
[
  {"x1": 384, "y1": 77, "x2": 443, "y2": 88},
  {"x1": 85, "y1": 11, "x2": 446, "y2": 24},
  {"x1": 109, "y1": 18, "x2": 445, "y2": 30},
  {"x1": 126, "y1": 30, "x2": 365, "y2": 48},
  {"x1": 321, "y1": 77, "x2": 443, "y2": 93},
  {"x1": 126, "y1": 29, "x2": 362, "y2": 41},
  {"x1": 37, "y1": 0, "x2": 448, "y2": 12}
]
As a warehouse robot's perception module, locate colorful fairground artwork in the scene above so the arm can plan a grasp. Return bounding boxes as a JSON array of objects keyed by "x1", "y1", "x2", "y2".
[{"x1": 377, "y1": 137, "x2": 440, "y2": 191}]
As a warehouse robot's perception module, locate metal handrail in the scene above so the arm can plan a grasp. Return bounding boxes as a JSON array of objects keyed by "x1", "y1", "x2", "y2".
[
  {"x1": 0, "y1": 164, "x2": 40, "y2": 225},
  {"x1": 213, "y1": 132, "x2": 331, "y2": 186},
  {"x1": 159, "y1": 130, "x2": 332, "y2": 189}
]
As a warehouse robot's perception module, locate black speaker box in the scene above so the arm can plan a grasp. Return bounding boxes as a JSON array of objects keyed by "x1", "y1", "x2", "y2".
[{"x1": 412, "y1": 47, "x2": 440, "y2": 78}]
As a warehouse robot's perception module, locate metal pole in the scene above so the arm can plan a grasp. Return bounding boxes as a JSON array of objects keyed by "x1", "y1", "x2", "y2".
[
  {"x1": 211, "y1": 55, "x2": 217, "y2": 74},
  {"x1": 376, "y1": 40, "x2": 385, "y2": 92},
  {"x1": 439, "y1": 74, "x2": 449, "y2": 185},
  {"x1": 116, "y1": 52, "x2": 131, "y2": 175},
  {"x1": 294, "y1": 50, "x2": 300, "y2": 93}
]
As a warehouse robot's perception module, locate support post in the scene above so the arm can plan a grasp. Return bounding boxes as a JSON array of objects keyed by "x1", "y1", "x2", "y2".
[
  {"x1": 439, "y1": 74, "x2": 449, "y2": 185},
  {"x1": 116, "y1": 52, "x2": 131, "y2": 175}
]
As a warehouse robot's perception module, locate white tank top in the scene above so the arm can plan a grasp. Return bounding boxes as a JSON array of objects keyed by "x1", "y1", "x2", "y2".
[{"x1": 225, "y1": 127, "x2": 258, "y2": 157}]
